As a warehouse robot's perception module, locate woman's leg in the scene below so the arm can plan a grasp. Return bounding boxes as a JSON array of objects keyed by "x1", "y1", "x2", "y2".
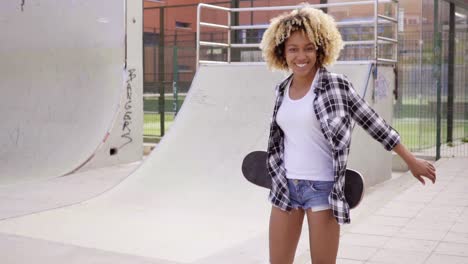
[
  {"x1": 269, "y1": 206, "x2": 305, "y2": 264},
  {"x1": 306, "y1": 209, "x2": 340, "y2": 264}
]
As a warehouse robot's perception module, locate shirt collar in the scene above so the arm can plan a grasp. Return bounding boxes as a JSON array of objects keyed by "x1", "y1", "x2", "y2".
[
  {"x1": 315, "y1": 67, "x2": 329, "y2": 91},
  {"x1": 277, "y1": 67, "x2": 329, "y2": 93}
]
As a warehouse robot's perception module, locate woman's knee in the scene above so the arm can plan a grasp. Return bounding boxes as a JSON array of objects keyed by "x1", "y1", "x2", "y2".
[
  {"x1": 269, "y1": 254, "x2": 295, "y2": 264},
  {"x1": 311, "y1": 258, "x2": 336, "y2": 264}
]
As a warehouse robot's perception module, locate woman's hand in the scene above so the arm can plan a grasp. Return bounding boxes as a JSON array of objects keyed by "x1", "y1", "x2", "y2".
[
  {"x1": 392, "y1": 143, "x2": 437, "y2": 185},
  {"x1": 407, "y1": 158, "x2": 436, "y2": 185}
]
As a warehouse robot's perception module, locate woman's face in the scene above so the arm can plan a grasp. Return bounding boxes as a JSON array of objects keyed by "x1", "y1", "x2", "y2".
[{"x1": 284, "y1": 30, "x2": 317, "y2": 78}]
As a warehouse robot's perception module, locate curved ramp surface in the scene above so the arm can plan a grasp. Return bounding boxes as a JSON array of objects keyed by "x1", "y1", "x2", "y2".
[
  {"x1": 0, "y1": 1, "x2": 125, "y2": 184},
  {"x1": 0, "y1": 64, "x2": 286, "y2": 262},
  {"x1": 0, "y1": 63, "x2": 396, "y2": 263}
]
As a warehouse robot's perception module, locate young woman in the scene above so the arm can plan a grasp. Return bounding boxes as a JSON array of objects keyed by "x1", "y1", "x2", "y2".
[{"x1": 259, "y1": 5, "x2": 437, "y2": 264}]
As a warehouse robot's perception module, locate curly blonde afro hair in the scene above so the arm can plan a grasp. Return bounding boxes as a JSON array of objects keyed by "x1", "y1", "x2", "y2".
[{"x1": 260, "y1": 4, "x2": 344, "y2": 71}]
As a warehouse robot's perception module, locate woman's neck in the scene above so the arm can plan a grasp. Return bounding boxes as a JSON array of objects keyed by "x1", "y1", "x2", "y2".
[{"x1": 291, "y1": 68, "x2": 318, "y2": 90}]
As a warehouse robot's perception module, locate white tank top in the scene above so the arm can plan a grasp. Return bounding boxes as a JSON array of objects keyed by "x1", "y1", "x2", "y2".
[{"x1": 276, "y1": 76, "x2": 334, "y2": 181}]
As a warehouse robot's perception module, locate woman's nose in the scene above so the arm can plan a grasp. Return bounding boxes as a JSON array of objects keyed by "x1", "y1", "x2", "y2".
[{"x1": 297, "y1": 50, "x2": 307, "y2": 60}]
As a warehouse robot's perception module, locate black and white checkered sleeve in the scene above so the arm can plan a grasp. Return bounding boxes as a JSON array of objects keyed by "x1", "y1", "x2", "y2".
[{"x1": 344, "y1": 76, "x2": 401, "y2": 151}]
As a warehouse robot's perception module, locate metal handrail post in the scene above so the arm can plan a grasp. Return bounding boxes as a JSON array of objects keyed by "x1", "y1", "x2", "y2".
[
  {"x1": 196, "y1": 4, "x2": 201, "y2": 70},
  {"x1": 374, "y1": 0, "x2": 378, "y2": 68},
  {"x1": 395, "y1": 0, "x2": 399, "y2": 64},
  {"x1": 227, "y1": 11, "x2": 231, "y2": 63}
]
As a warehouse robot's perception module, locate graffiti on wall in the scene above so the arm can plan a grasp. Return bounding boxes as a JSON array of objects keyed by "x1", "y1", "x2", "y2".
[{"x1": 119, "y1": 68, "x2": 136, "y2": 149}]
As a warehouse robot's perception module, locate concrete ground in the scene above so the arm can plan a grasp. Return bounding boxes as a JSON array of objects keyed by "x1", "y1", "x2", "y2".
[
  {"x1": 1, "y1": 157, "x2": 467, "y2": 263},
  {"x1": 295, "y1": 157, "x2": 468, "y2": 264}
]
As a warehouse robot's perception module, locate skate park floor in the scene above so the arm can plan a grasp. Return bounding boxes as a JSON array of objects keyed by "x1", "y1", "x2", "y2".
[{"x1": 2, "y1": 157, "x2": 468, "y2": 264}]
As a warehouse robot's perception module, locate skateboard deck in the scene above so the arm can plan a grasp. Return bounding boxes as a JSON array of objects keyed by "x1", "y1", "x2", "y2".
[{"x1": 241, "y1": 151, "x2": 364, "y2": 209}]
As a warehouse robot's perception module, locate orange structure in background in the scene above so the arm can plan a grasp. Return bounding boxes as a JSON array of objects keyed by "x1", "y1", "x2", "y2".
[{"x1": 142, "y1": 0, "x2": 422, "y2": 93}]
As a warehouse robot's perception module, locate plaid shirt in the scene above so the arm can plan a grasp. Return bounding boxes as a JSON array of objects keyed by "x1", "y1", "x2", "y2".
[{"x1": 267, "y1": 67, "x2": 400, "y2": 225}]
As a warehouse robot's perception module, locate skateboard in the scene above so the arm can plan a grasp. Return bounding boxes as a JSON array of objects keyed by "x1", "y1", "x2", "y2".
[{"x1": 241, "y1": 151, "x2": 364, "y2": 209}]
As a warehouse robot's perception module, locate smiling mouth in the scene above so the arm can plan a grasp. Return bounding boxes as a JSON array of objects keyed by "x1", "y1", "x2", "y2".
[{"x1": 295, "y1": 63, "x2": 307, "y2": 68}]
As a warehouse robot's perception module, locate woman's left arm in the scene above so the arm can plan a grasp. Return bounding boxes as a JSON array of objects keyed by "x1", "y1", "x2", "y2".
[{"x1": 392, "y1": 143, "x2": 436, "y2": 185}]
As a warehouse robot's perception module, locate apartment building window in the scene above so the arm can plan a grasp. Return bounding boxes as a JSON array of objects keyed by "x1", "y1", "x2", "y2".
[
  {"x1": 144, "y1": 32, "x2": 159, "y2": 46},
  {"x1": 175, "y1": 21, "x2": 191, "y2": 29}
]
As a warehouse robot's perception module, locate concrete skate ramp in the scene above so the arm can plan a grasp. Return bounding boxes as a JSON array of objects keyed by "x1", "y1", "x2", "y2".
[
  {"x1": 0, "y1": 63, "x2": 396, "y2": 263},
  {"x1": 0, "y1": 1, "x2": 125, "y2": 184},
  {"x1": 0, "y1": 64, "x2": 283, "y2": 262}
]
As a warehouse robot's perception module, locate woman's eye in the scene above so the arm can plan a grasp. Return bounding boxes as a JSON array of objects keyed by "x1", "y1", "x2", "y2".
[
  {"x1": 306, "y1": 47, "x2": 315, "y2": 51},
  {"x1": 288, "y1": 48, "x2": 297, "y2": 52}
]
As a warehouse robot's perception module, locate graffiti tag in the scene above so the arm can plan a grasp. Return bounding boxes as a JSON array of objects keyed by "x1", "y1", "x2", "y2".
[{"x1": 119, "y1": 68, "x2": 136, "y2": 149}]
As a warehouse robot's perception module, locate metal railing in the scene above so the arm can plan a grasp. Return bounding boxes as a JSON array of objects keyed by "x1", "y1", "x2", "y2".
[{"x1": 196, "y1": 0, "x2": 399, "y2": 69}]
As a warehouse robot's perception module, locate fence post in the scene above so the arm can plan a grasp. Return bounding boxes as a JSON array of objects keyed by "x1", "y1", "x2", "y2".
[
  {"x1": 172, "y1": 38, "x2": 179, "y2": 115},
  {"x1": 159, "y1": 7, "x2": 166, "y2": 137},
  {"x1": 447, "y1": 3, "x2": 455, "y2": 144},
  {"x1": 230, "y1": 0, "x2": 239, "y2": 62},
  {"x1": 433, "y1": 0, "x2": 442, "y2": 160}
]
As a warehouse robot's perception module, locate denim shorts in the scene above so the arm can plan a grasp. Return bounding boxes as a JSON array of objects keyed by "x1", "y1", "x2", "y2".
[{"x1": 287, "y1": 179, "x2": 334, "y2": 212}]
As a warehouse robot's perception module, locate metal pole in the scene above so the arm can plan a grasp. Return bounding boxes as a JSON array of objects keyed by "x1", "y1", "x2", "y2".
[
  {"x1": 196, "y1": 4, "x2": 201, "y2": 69},
  {"x1": 159, "y1": 7, "x2": 165, "y2": 137},
  {"x1": 395, "y1": 0, "x2": 399, "y2": 63},
  {"x1": 373, "y1": 0, "x2": 379, "y2": 103},
  {"x1": 210, "y1": 32, "x2": 214, "y2": 61},
  {"x1": 447, "y1": 2, "x2": 455, "y2": 144},
  {"x1": 153, "y1": 27, "x2": 157, "y2": 94},
  {"x1": 250, "y1": 0, "x2": 253, "y2": 25},
  {"x1": 320, "y1": 0, "x2": 328, "y2": 13},
  {"x1": 228, "y1": 10, "x2": 231, "y2": 63},
  {"x1": 434, "y1": 0, "x2": 442, "y2": 160},
  {"x1": 230, "y1": 0, "x2": 239, "y2": 62},
  {"x1": 418, "y1": 0, "x2": 423, "y2": 150},
  {"x1": 394, "y1": 1, "x2": 402, "y2": 110},
  {"x1": 394, "y1": 0, "x2": 400, "y2": 103},
  {"x1": 173, "y1": 32, "x2": 179, "y2": 115},
  {"x1": 374, "y1": 0, "x2": 378, "y2": 67},
  {"x1": 464, "y1": 27, "x2": 468, "y2": 145}
]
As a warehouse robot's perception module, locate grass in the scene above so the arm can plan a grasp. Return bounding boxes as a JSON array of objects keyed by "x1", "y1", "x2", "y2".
[
  {"x1": 394, "y1": 118, "x2": 468, "y2": 151},
  {"x1": 144, "y1": 112, "x2": 175, "y2": 138},
  {"x1": 398, "y1": 96, "x2": 468, "y2": 105},
  {"x1": 142, "y1": 108, "x2": 468, "y2": 151},
  {"x1": 394, "y1": 99, "x2": 468, "y2": 119},
  {"x1": 143, "y1": 95, "x2": 185, "y2": 142},
  {"x1": 143, "y1": 96, "x2": 186, "y2": 113}
]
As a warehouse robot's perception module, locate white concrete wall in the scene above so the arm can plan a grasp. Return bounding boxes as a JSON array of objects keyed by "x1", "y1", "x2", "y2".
[
  {"x1": 78, "y1": 0, "x2": 143, "y2": 172},
  {"x1": 0, "y1": 1, "x2": 127, "y2": 184}
]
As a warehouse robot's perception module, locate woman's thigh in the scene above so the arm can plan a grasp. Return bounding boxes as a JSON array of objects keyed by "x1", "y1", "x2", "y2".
[
  {"x1": 269, "y1": 206, "x2": 305, "y2": 264},
  {"x1": 306, "y1": 209, "x2": 340, "y2": 264}
]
